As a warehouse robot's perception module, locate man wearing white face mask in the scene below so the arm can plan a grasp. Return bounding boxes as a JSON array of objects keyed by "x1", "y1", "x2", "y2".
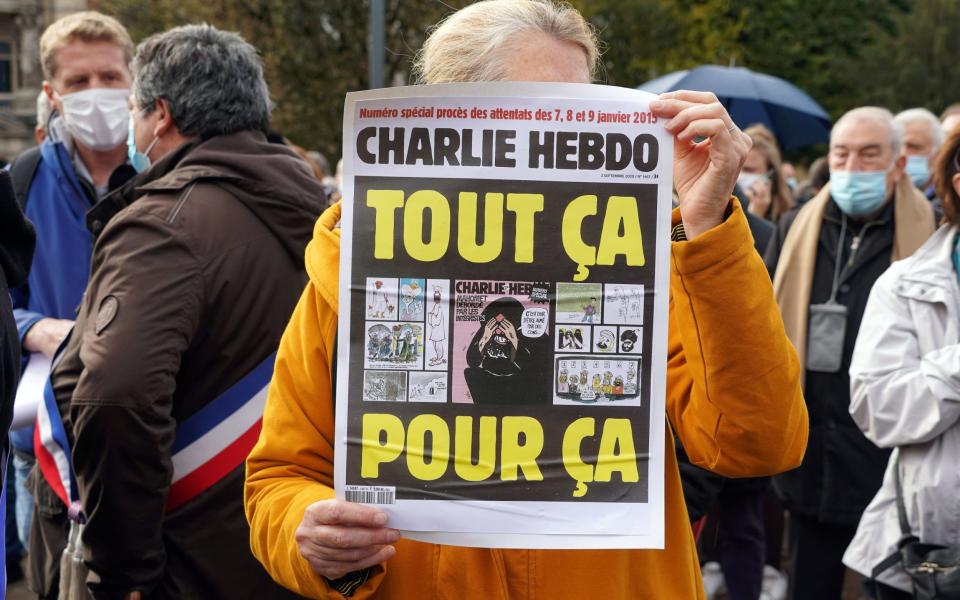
[
  {"x1": 894, "y1": 108, "x2": 944, "y2": 200},
  {"x1": 4, "y1": 11, "x2": 134, "y2": 596},
  {"x1": 764, "y1": 107, "x2": 937, "y2": 600}
]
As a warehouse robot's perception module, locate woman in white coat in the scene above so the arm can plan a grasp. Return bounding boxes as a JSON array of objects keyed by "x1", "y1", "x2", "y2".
[{"x1": 843, "y1": 130, "x2": 960, "y2": 599}]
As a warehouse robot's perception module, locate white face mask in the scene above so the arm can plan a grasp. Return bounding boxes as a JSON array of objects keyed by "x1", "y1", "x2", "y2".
[
  {"x1": 57, "y1": 88, "x2": 131, "y2": 151},
  {"x1": 737, "y1": 171, "x2": 770, "y2": 191}
]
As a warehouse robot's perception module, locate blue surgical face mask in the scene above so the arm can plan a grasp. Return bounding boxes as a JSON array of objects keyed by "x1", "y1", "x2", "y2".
[
  {"x1": 904, "y1": 155, "x2": 930, "y2": 188},
  {"x1": 830, "y1": 169, "x2": 890, "y2": 216},
  {"x1": 127, "y1": 111, "x2": 159, "y2": 174}
]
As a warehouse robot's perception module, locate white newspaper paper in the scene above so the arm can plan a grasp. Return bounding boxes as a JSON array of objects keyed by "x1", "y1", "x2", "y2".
[{"x1": 335, "y1": 83, "x2": 672, "y2": 548}]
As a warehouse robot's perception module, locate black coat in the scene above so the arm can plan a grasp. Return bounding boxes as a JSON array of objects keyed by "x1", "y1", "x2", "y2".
[
  {"x1": 763, "y1": 198, "x2": 922, "y2": 524},
  {"x1": 0, "y1": 170, "x2": 36, "y2": 455}
]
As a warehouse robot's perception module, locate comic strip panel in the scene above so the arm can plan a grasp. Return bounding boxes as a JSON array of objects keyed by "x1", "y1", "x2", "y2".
[
  {"x1": 603, "y1": 284, "x2": 645, "y2": 326},
  {"x1": 555, "y1": 282, "x2": 602, "y2": 324},
  {"x1": 398, "y1": 277, "x2": 426, "y2": 322},
  {"x1": 554, "y1": 356, "x2": 642, "y2": 406},
  {"x1": 364, "y1": 321, "x2": 425, "y2": 370},
  {"x1": 424, "y1": 279, "x2": 451, "y2": 371},
  {"x1": 592, "y1": 325, "x2": 618, "y2": 354},
  {"x1": 362, "y1": 370, "x2": 407, "y2": 402},
  {"x1": 618, "y1": 326, "x2": 643, "y2": 354},
  {"x1": 408, "y1": 371, "x2": 448, "y2": 403},
  {"x1": 555, "y1": 324, "x2": 590, "y2": 353},
  {"x1": 451, "y1": 280, "x2": 552, "y2": 404},
  {"x1": 365, "y1": 277, "x2": 399, "y2": 321}
]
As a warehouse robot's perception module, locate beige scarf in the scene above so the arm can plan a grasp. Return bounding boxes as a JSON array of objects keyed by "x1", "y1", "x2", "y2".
[{"x1": 773, "y1": 176, "x2": 935, "y2": 374}]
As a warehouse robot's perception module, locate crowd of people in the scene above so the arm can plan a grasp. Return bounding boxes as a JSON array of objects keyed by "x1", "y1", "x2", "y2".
[{"x1": 0, "y1": 1, "x2": 957, "y2": 599}]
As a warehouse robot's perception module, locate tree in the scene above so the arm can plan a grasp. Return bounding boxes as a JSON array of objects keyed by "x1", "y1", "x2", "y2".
[
  {"x1": 99, "y1": 0, "x2": 467, "y2": 160},
  {"x1": 100, "y1": 0, "x2": 955, "y2": 162}
]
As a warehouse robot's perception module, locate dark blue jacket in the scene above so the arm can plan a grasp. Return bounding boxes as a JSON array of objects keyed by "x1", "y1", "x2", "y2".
[{"x1": 10, "y1": 137, "x2": 96, "y2": 452}]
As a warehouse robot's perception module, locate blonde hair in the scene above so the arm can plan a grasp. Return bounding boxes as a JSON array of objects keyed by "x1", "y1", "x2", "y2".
[
  {"x1": 40, "y1": 11, "x2": 134, "y2": 80},
  {"x1": 744, "y1": 123, "x2": 795, "y2": 221},
  {"x1": 413, "y1": 0, "x2": 598, "y2": 84}
]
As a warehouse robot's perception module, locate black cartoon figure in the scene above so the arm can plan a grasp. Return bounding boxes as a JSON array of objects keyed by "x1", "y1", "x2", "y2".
[
  {"x1": 620, "y1": 329, "x2": 638, "y2": 353},
  {"x1": 559, "y1": 327, "x2": 584, "y2": 350},
  {"x1": 464, "y1": 297, "x2": 550, "y2": 405}
]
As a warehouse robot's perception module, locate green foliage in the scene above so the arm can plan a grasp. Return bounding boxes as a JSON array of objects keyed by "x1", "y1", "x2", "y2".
[
  {"x1": 99, "y1": 0, "x2": 958, "y2": 162},
  {"x1": 100, "y1": 0, "x2": 467, "y2": 160}
]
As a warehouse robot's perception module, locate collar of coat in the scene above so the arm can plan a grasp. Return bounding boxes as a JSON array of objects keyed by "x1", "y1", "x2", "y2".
[
  {"x1": 84, "y1": 137, "x2": 203, "y2": 238},
  {"x1": 772, "y1": 176, "x2": 936, "y2": 376},
  {"x1": 896, "y1": 224, "x2": 959, "y2": 298}
]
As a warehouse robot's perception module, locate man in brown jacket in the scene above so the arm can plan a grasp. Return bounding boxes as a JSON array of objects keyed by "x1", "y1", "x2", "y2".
[{"x1": 29, "y1": 25, "x2": 323, "y2": 599}]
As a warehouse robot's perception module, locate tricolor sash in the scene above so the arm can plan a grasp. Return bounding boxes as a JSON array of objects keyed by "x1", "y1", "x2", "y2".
[{"x1": 35, "y1": 352, "x2": 276, "y2": 518}]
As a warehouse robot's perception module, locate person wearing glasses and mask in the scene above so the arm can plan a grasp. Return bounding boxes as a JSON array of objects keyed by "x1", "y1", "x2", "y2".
[{"x1": 765, "y1": 107, "x2": 938, "y2": 600}]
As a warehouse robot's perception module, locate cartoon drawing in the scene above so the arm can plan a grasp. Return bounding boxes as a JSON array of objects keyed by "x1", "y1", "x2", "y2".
[
  {"x1": 553, "y1": 357, "x2": 642, "y2": 406},
  {"x1": 628, "y1": 288, "x2": 643, "y2": 321},
  {"x1": 399, "y1": 279, "x2": 424, "y2": 321},
  {"x1": 591, "y1": 373, "x2": 603, "y2": 394},
  {"x1": 463, "y1": 297, "x2": 550, "y2": 405},
  {"x1": 556, "y1": 326, "x2": 586, "y2": 351},
  {"x1": 568, "y1": 373, "x2": 579, "y2": 394},
  {"x1": 613, "y1": 376, "x2": 624, "y2": 395},
  {"x1": 581, "y1": 297, "x2": 598, "y2": 323},
  {"x1": 619, "y1": 328, "x2": 641, "y2": 354},
  {"x1": 427, "y1": 286, "x2": 446, "y2": 366},
  {"x1": 364, "y1": 322, "x2": 424, "y2": 369},
  {"x1": 602, "y1": 284, "x2": 644, "y2": 325},
  {"x1": 409, "y1": 372, "x2": 448, "y2": 403},
  {"x1": 556, "y1": 282, "x2": 602, "y2": 324},
  {"x1": 614, "y1": 287, "x2": 629, "y2": 321},
  {"x1": 595, "y1": 328, "x2": 616, "y2": 352},
  {"x1": 366, "y1": 278, "x2": 397, "y2": 320},
  {"x1": 362, "y1": 370, "x2": 407, "y2": 402}
]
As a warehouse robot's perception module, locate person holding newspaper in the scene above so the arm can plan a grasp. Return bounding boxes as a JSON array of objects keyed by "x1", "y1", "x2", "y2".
[{"x1": 245, "y1": 1, "x2": 808, "y2": 598}]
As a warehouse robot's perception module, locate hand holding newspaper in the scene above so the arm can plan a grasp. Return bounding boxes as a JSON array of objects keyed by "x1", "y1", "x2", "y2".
[{"x1": 336, "y1": 82, "x2": 672, "y2": 549}]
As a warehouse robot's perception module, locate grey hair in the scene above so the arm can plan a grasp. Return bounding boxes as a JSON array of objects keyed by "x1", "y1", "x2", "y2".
[
  {"x1": 894, "y1": 107, "x2": 945, "y2": 152},
  {"x1": 132, "y1": 24, "x2": 271, "y2": 138},
  {"x1": 832, "y1": 106, "x2": 903, "y2": 155},
  {"x1": 413, "y1": 0, "x2": 598, "y2": 84}
]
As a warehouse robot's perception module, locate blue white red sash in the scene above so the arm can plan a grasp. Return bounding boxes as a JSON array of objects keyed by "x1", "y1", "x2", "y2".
[{"x1": 35, "y1": 352, "x2": 276, "y2": 517}]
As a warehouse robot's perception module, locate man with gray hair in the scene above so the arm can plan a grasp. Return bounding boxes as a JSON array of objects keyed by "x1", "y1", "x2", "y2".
[
  {"x1": 894, "y1": 107, "x2": 944, "y2": 194},
  {"x1": 29, "y1": 24, "x2": 323, "y2": 599},
  {"x1": 764, "y1": 107, "x2": 936, "y2": 600}
]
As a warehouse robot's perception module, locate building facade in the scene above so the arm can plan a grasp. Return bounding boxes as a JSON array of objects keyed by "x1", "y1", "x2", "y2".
[{"x1": 0, "y1": 0, "x2": 87, "y2": 162}]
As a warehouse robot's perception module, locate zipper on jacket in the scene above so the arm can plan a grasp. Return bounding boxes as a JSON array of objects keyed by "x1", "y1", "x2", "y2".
[{"x1": 845, "y1": 219, "x2": 884, "y2": 269}]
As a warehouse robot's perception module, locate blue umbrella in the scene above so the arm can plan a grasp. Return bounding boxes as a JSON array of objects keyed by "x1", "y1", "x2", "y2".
[{"x1": 638, "y1": 65, "x2": 832, "y2": 150}]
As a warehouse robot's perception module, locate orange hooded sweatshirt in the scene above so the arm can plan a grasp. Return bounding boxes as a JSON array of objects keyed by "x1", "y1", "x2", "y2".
[{"x1": 245, "y1": 199, "x2": 808, "y2": 599}]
